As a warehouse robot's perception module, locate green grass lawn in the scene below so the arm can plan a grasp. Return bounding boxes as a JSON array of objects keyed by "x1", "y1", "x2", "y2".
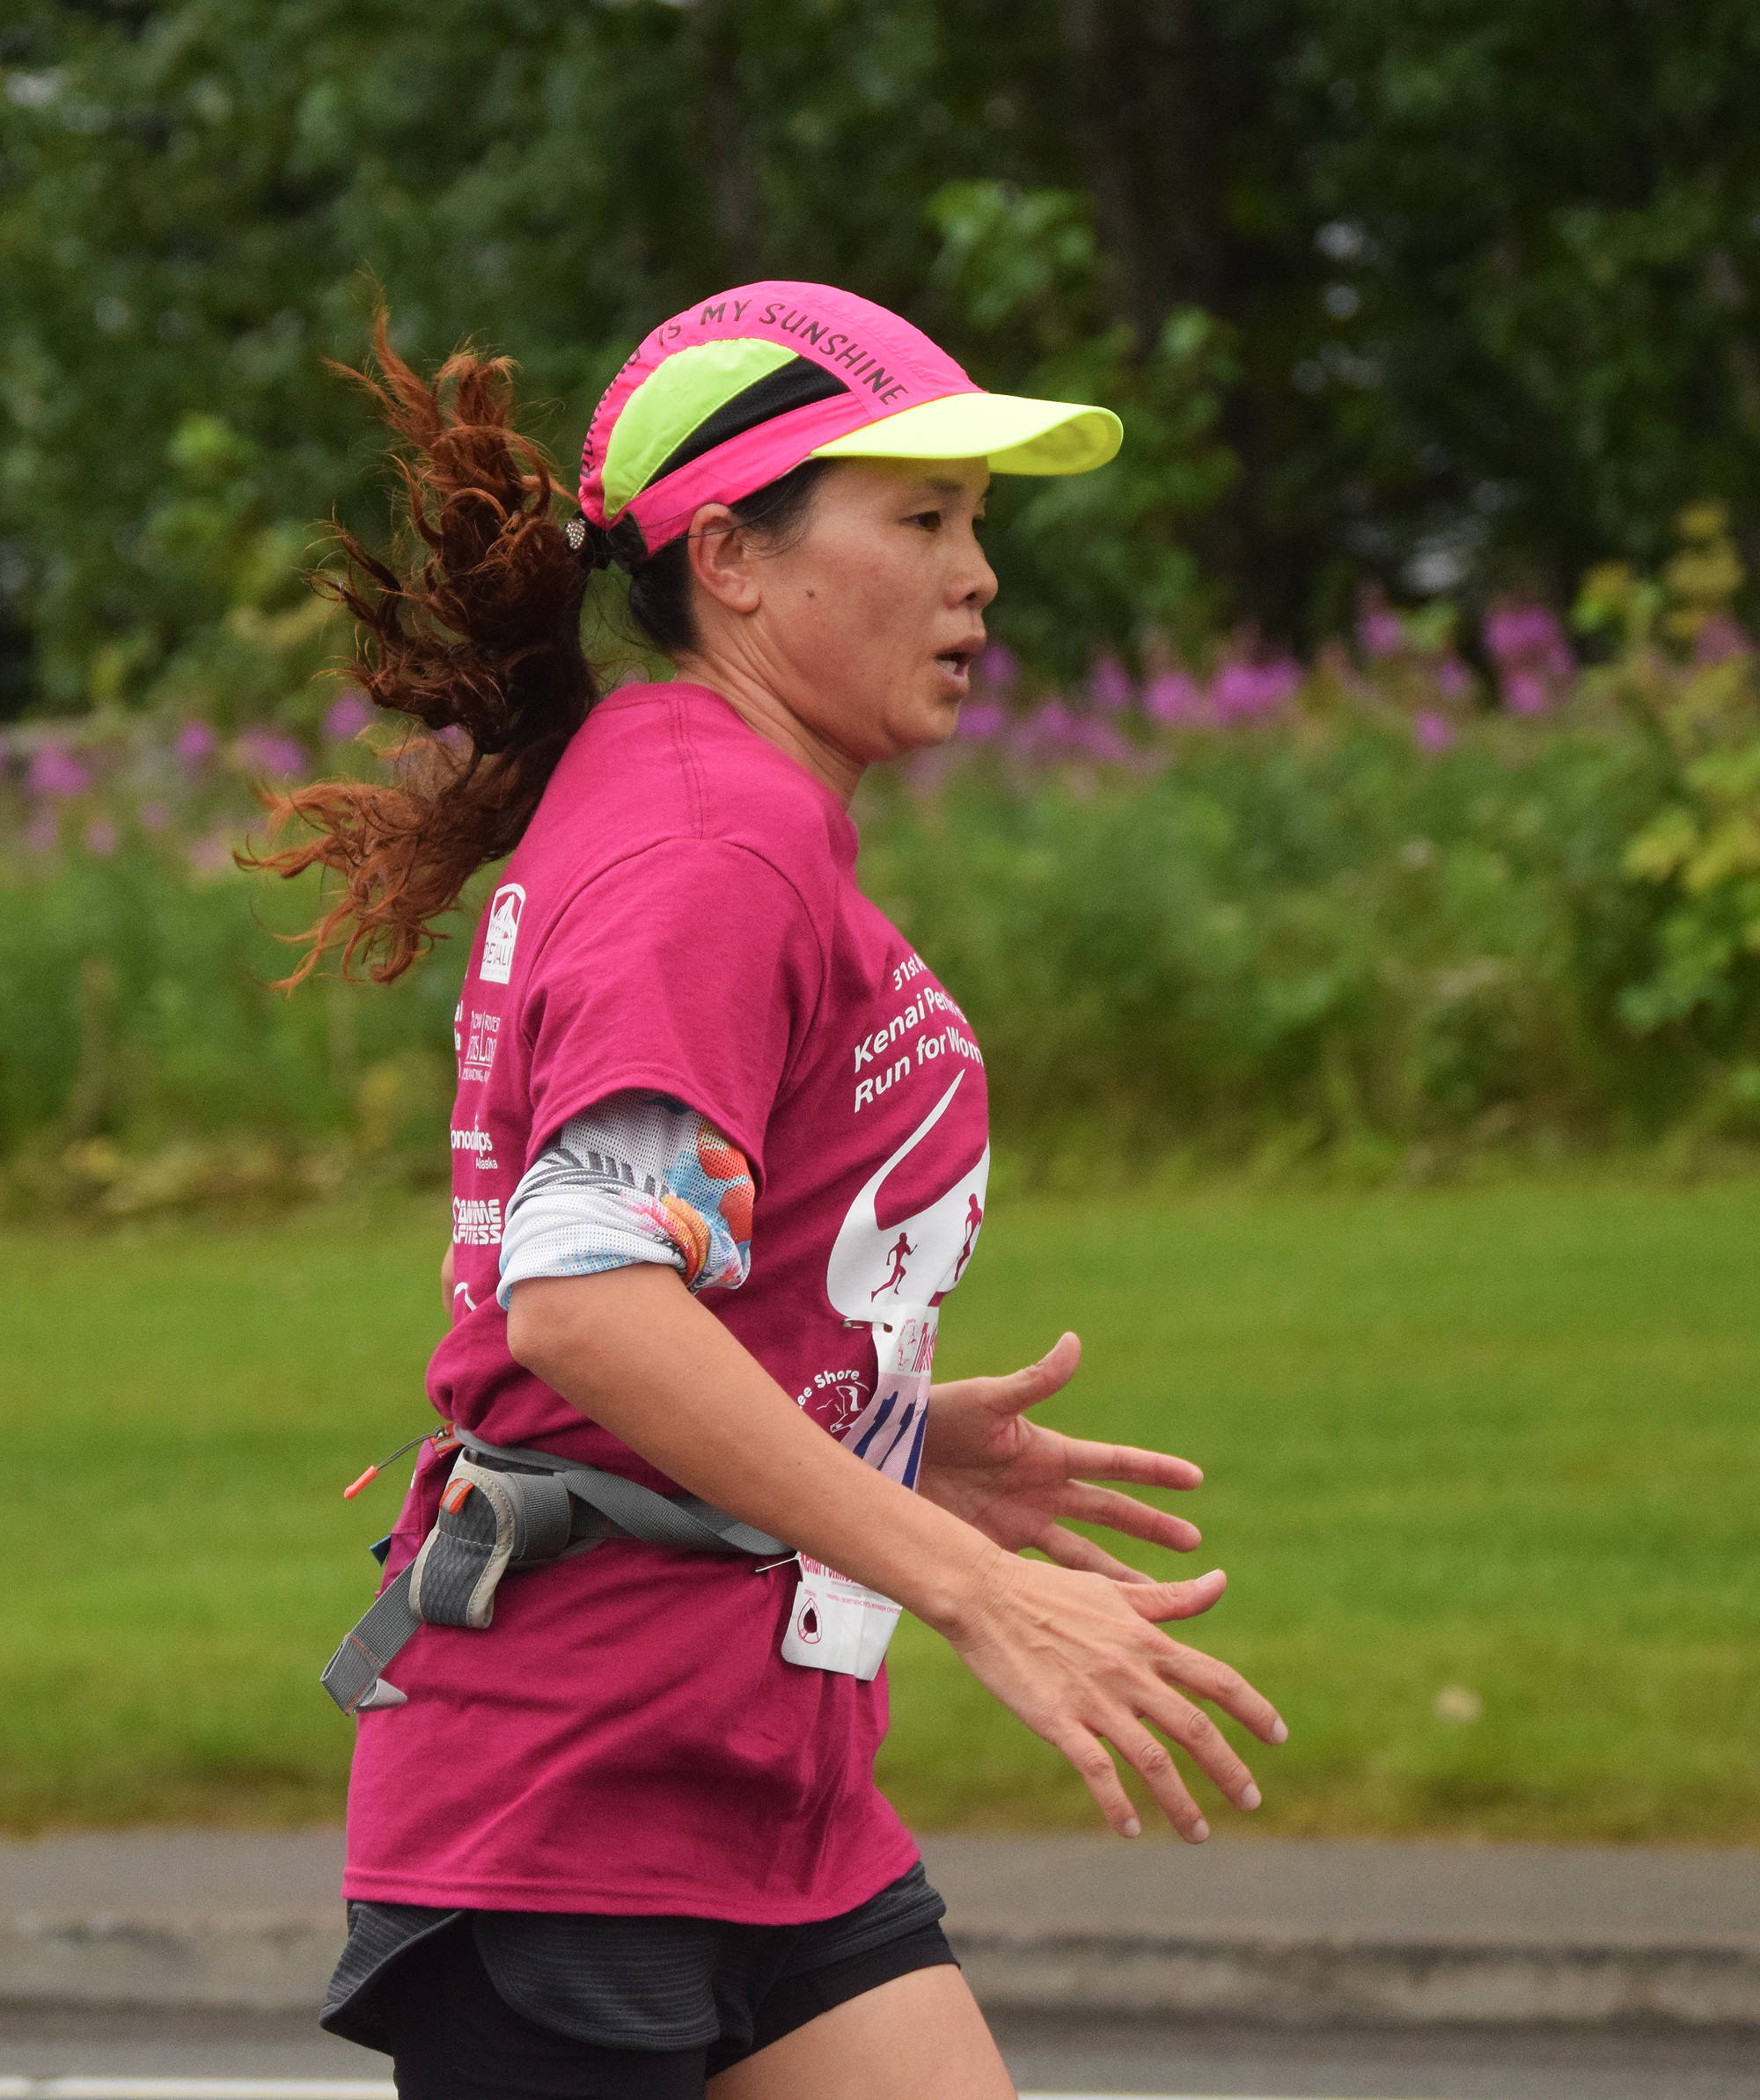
[{"x1": 5, "y1": 1178, "x2": 1756, "y2": 1840}]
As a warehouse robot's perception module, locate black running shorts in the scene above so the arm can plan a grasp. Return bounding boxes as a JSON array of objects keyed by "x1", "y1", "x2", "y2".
[{"x1": 323, "y1": 1862, "x2": 957, "y2": 2098}]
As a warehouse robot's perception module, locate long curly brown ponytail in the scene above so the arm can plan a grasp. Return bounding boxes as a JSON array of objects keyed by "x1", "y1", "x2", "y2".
[{"x1": 251, "y1": 316, "x2": 596, "y2": 984}]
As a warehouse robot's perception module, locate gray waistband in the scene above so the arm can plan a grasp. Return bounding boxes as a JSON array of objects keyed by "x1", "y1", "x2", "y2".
[
  {"x1": 319, "y1": 1428, "x2": 790, "y2": 1718},
  {"x1": 454, "y1": 1428, "x2": 788, "y2": 1559}
]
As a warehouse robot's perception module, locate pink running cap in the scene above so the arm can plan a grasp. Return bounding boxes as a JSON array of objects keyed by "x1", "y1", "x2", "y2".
[{"x1": 578, "y1": 281, "x2": 1122, "y2": 561}]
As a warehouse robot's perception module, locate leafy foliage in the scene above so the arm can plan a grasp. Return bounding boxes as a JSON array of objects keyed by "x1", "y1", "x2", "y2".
[
  {"x1": 4, "y1": 512, "x2": 1759, "y2": 1205},
  {"x1": 1579, "y1": 504, "x2": 1760, "y2": 1042},
  {"x1": 3, "y1": 0, "x2": 1758, "y2": 713}
]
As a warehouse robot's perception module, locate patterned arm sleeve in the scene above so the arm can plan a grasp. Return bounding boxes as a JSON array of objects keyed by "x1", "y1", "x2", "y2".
[{"x1": 496, "y1": 1090, "x2": 755, "y2": 1310}]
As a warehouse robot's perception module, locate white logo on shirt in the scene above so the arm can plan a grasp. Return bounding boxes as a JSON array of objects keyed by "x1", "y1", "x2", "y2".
[
  {"x1": 452, "y1": 1195, "x2": 503, "y2": 1246},
  {"x1": 825, "y1": 1075, "x2": 989, "y2": 1319},
  {"x1": 451, "y1": 1125, "x2": 499, "y2": 1172},
  {"x1": 461, "y1": 1008, "x2": 500, "y2": 1084},
  {"x1": 479, "y1": 882, "x2": 526, "y2": 984}
]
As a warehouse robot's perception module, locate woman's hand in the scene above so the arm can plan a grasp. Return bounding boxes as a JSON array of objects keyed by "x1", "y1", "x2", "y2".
[
  {"x1": 919, "y1": 1332, "x2": 1285, "y2": 1839},
  {"x1": 947, "y1": 1549, "x2": 1286, "y2": 1842},
  {"x1": 509, "y1": 1271, "x2": 1284, "y2": 1844},
  {"x1": 918, "y1": 1332, "x2": 1203, "y2": 1580}
]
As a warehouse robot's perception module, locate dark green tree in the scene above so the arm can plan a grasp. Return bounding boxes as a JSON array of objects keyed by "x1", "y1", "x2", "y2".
[{"x1": 2, "y1": 0, "x2": 1756, "y2": 717}]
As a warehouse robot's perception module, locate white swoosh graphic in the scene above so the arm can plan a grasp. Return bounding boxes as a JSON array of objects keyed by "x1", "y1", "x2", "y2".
[{"x1": 825, "y1": 1073, "x2": 990, "y2": 1320}]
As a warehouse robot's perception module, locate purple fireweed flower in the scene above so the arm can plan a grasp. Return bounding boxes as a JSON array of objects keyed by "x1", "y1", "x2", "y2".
[
  {"x1": 1260, "y1": 657, "x2": 1302, "y2": 708},
  {"x1": 1503, "y1": 668, "x2": 1551, "y2": 716},
  {"x1": 1484, "y1": 603, "x2": 1546, "y2": 662},
  {"x1": 1015, "y1": 699, "x2": 1074, "y2": 758},
  {"x1": 1434, "y1": 656, "x2": 1470, "y2": 700},
  {"x1": 84, "y1": 817, "x2": 120, "y2": 857},
  {"x1": 23, "y1": 808, "x2": 59, "y2": 853},
  {"x1": 1484, "y1": 602, "x2": 1573, "y2": 679},
  {"x1": 903, "y1": 747, "x2": 957, "y2": 798},
  {"x1": 1089, "y1": 655, "x2": 1133, "y2": 713},
  {"x1": 1692, "y1": 613, "x2": 1752, "y2": 669},
  {"x1": 27, "y1": 744, "x2": 90, "y2": 800},
  {"x1": 323, "y1": 688, "x2": 376, "y2": 743},
  {"x1": 1484, "y1": 598, "x2": 1573, "y2": 714},
  {"x1": 976, "y1": 643, "x2": 1019, "y2": 691},
  {"x1": 1068, "y1": 716, "x2": 1133, "y2": 765},
  {"x1": 236, "y1": 728, "x2": 308, "y2": 781},
  {"x1": 187, "y1": 832, "x2": 236, "y2": 875},
  {"x1": 174, "y1": 718, "x2": 217, "y2": 769},
  {"x1": 136, "y1": 799, "x2": 171, "y2": 833},
  {"x1": 957, "y1": 699, "x2": 1006, "y2": 742},
  {"x1": 1144, "y1": 670, "x2": 1207, "y2": 726},
  {"x1": 1212, "y1": 658, "x2": 1301, "y2": 723},
  {"x1": 1209, "y1": 664, "x2": 1258, "y2": 721},
  {"x1": 1358, "y1": 605, "x2": 1405, "y2": 660},
  {"x1": 1412, "y1": 709, "x2": 1456, "y2": 753},
  {"x1": 1015, "y1": 699, "x2": 1133, "y2": 764}
]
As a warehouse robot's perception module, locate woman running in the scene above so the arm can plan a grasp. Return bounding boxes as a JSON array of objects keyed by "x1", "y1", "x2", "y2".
[{"x1": 274, "y1": 282, "x2": 1285, "y2": 2100}]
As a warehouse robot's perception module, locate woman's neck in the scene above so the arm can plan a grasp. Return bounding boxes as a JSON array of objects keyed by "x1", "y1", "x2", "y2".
[{"x1": 671, "y1": 648, "x2": 864, "y2": 809}]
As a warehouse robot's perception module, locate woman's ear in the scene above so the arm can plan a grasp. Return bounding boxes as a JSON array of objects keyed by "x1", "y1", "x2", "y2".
[{"x1": 685, "y1": 503, "x2": 764, "y2": 616}]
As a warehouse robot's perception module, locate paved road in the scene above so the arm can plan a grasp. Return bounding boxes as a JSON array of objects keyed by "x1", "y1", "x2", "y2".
[
  {"x1": 8, "y1": 1830, "x2": 1758, "y2": 2027},
  {"x1": 5, "y1": 1830, "x2": 1758, "y2": 2095},
  {"x1": 1, "y1": 2007, "x2": 1757, "y2": 2100},
  {"x1": 12, "y1": 1830, "x2": 1760, "y2": 1951}
]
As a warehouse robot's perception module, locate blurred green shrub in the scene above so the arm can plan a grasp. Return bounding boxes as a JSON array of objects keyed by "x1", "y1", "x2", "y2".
[
  {"x1": 0, "y1": 846, "x2": 466, "y2": 1217},
  {"x1": 3, "y1": 511, "x2": 1758, "y2": 1207}
]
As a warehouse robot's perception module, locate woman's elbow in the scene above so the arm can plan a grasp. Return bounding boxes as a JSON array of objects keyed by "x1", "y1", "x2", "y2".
[
  {"x1": 503, "y1": 1268, "x2": 671, "y2": 1393},
  {"x1": 504, "y1": 1278, "x2": 568, "y2": 1385}
]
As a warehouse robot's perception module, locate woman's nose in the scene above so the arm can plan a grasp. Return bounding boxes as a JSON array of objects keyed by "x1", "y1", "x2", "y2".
[{"x1": 962, "y1": 547, "x2": 999, "y2": 610}]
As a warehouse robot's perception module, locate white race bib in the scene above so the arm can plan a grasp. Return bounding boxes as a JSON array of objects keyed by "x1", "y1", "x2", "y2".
[{"x1": 780, "y1": 1303, "x2": 937, "y2": 1680}]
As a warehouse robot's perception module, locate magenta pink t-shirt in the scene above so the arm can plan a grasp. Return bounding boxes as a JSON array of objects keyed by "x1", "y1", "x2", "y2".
[{"x1": 342, "y1": 682, "x2": 991, "y2": 1921}]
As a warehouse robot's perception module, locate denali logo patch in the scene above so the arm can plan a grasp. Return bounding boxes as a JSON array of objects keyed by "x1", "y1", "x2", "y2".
[{"x1": 480, "y1": 882, "x2": 526, "y2": 984}]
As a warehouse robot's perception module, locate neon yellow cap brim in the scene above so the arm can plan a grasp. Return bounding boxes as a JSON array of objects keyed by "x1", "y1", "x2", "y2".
[{"x1": 809, "y1": 390, "x2": 1122, "y2": 476}]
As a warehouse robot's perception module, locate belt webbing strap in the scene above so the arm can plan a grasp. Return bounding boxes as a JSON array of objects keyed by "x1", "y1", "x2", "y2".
[
  {"x1": 456, "y1": 1429, "x2": 786, "y2": 1558},
  {"x1": 319, "y1": 1434, "x2": 789, "y2": 1717},
  {"x1": 320, "y1": 1566, "x2": 422, "y2": 1716}
]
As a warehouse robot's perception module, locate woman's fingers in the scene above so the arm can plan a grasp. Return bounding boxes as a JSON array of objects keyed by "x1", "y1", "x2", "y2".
[
  {"x1": 1116, "y1": 1567, "x2": 1229, "y2": 1620},
  {"x1": 949, "y1": 1556, "x2": 1284, "y2": 1848},
  {"x1": 1129, "y1": 1677, "x2": 1264, "y2": 1812},
  {"x1": 1046, "y1": 1672, "x2": 1265, "y2": 1840},
  {"x1": 1022, "y1": 1330, "x2": 1082, "y2": 1398},
  {"x1": 1133, "y1": 1619, "x2": 1289, "y2": 1746},
  {"x1": 1056, "y1": 1672, "x2": 1265, "y2": 1840},
  {"x1": 1039, "y1": 1524, "x2": 1158, "y2": 1583},
  {"x1": 1045, "y1": 1719, "x2": 1142, "y2": 1839},
  {"x1": 1098, "y1": 1710, "x2": 1212, "y2": 1842},
  {"x1": 1055, "y1": 1433, "x2": 1204, "y2": 1492},
  {"x1": 954, "y1": 1332, "x2": 1082, "y2": 1416},
  {"x1": 1056, "y1": 1480, "x2": 1203, "y2": 1553}
]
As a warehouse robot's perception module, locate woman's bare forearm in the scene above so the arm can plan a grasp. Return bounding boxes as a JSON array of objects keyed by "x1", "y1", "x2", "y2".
[{"x1": 504, "y1": 1265, "x2": 1003, "y2": 1635}]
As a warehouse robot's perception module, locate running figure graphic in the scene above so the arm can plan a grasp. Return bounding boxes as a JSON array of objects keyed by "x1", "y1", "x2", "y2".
[
  {"x1": 870, "y1": 1231, "x2": 915, "y2": 1299},
  {"x1": 952, "y1": 1193, "x2": 983, "y2": 1284}
]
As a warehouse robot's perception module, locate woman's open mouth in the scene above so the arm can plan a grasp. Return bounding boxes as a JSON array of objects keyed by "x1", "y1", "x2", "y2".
[{"x1": 933, "y1": 646, "x2": 979, "y2": 693}]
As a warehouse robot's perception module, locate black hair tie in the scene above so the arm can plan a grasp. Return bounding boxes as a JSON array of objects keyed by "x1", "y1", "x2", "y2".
[
  {"x1": 565, "y1": 512, "x2": 651, "y2": 574},
  {"x1": 564, "y1": 515, "x2": 612, "y2": 571}
]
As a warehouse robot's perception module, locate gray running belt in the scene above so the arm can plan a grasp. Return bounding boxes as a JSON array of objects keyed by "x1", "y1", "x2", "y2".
[{"x1": 319, "y1": 1430, "x2": 788, "y2": 1717}]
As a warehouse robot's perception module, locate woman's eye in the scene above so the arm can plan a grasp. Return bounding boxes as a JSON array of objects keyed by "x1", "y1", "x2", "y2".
[{"x1": 909, "y1": 510, "x2": 942, "y2": 530}]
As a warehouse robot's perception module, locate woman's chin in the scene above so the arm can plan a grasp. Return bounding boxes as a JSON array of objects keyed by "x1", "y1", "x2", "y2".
[{"x1": 913, "y1": 690, "x2": 967, "y2": 748}]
